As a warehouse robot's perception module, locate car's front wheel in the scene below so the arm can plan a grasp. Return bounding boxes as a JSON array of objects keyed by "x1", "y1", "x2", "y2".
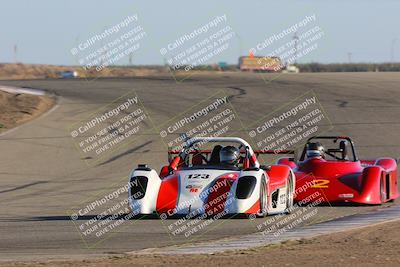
[
  {"x1": 257, "y1": 176, "x2": 268, "y2": 217},
  {"x1": 285, "y1": 173, "x2": 294, "y2": 214},
  {"x1": 380, "y1": 175, "x2": 386, "y2": 203}
]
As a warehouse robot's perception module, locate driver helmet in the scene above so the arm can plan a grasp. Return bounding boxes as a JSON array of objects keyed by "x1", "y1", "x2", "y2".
[
  {"x1": 219, "y1": 145, "x2": 240, "y2": 165},
  {"x1": 306, "y1": 142, "x2": 325, "y2": 158}
]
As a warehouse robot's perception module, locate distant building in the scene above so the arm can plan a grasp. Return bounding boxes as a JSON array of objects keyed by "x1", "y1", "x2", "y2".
[{"x1": 239, "y1": 56, "x2": 282, "y2": 72}]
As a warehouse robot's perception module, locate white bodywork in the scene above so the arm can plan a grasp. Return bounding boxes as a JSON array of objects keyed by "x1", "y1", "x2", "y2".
[{"x1": 128, "y1": 137, "x2": 295, "y2": 216}]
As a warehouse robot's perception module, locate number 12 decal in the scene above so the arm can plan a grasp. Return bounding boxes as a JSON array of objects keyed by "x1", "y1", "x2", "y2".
[{"x1": 311, "y1": 179, "x2": 330, "y2": 188}]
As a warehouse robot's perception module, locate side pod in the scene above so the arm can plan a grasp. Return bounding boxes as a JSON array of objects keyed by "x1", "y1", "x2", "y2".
[
  {"x1": 358, "y1": 166, "x2": 382, "y2": 204},
  {"x1": 266, "y1": 165, "x2": 294, "y2": 214},
  {"x1": 128, "y1": 167, "x2": 161, "y2": 214},
  {"x1": 266, "y1": 165, "x2": 292, "y2": 190}
]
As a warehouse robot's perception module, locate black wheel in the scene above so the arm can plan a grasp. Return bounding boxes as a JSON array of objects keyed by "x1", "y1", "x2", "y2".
[
  {"x1": 258, "y1": 176, "x2": 268, "y2": 217},
  {"x1": 380, "y1": 176, "x2": 386, "y2": 203},
  {"x1": 285, "y1": 174, "x2": 294, "y2": 214}
]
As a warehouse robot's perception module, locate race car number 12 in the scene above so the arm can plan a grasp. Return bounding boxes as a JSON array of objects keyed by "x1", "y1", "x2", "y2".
[{"x1": 311, "y1": 179, "x2": 330, "y2": 188}]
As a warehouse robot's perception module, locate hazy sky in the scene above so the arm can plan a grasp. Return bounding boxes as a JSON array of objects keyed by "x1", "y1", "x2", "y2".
[{"x1": 0, "y1": 0, "x2": 399, "y2": 65}]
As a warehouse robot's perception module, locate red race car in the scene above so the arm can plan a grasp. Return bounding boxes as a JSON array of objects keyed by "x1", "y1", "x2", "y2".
[{"x1": 275, "y1": 136, "x2": 399, "y2": 204}]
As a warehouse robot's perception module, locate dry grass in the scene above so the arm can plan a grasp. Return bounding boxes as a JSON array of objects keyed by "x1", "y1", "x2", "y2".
[
  {"x1": 0, "y1": 63, "x2": 168, "y2": 80},
  {"x1": 0, "y1": 91, "x2": 55, "y2": 132}
]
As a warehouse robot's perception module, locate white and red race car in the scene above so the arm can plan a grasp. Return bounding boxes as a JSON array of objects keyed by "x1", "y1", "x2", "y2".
[{"x1": 128, "y1": 137, "x2": 295, "y2": 218}]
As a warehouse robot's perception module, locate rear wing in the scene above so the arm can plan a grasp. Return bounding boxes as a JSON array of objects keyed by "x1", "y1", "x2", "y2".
[
  {"x1": 254, "y1": 150, "x2": 295, "y2": 156},
  {"x1": 253, "y1": 150, "x2": 298, "y2": 164},
  {"x1": 167, "y1": 149, "x2": 296, "y2": 163}
]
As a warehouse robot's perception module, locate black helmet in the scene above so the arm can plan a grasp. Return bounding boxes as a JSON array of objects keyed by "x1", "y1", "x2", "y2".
[
  {"x1": 219, "y1": 146, "x2": 240, "y2": 165},
  {"x1": 306, "y1": 142, "x2": 324, "y2": 158}
]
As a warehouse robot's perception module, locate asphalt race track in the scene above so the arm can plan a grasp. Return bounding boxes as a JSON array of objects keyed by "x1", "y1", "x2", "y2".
[{"x1": 0, "y1": 72, "x2": 399, "y2": 261}]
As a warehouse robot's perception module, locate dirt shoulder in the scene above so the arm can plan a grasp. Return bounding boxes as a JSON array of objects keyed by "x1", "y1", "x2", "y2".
[
  {"x1": 1, "y1": 219, "x2": 399, "y2": 267},
  {"x1": 0, "y1": 91, "x2": 55, "y2": 133}
]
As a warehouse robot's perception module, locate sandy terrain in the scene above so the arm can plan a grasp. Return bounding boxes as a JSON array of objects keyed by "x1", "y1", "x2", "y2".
[
  {"x1": 0, "y1": 91, "x2": 55, "y2": 133},
  {"x1": 1, "y1": 219, "x2": 399, "y2": 267}
]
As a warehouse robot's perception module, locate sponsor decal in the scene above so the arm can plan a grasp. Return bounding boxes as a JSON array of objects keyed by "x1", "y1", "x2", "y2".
[{"x1": 186, "y1": 184, "x2": 203, "y2": 193}]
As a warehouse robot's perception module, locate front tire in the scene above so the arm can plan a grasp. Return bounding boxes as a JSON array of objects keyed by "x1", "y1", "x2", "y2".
[
  {"x1": 285, "y1": 173, "x2": 294, "y2": 214},
  {"x1": 257, "y1": 176, "x2": 268, "y2": 217},
  {"x1": 380, "y1": 176, "x2": 386, "y2": 203}
]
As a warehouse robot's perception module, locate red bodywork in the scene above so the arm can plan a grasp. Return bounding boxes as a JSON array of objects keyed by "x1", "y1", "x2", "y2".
[
  {"x1": 155, "y1": 149, "x2": 291, "y2": 215},
  {"x1": 276, "y1": 136, "x2": 399, "y2": 205}
]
